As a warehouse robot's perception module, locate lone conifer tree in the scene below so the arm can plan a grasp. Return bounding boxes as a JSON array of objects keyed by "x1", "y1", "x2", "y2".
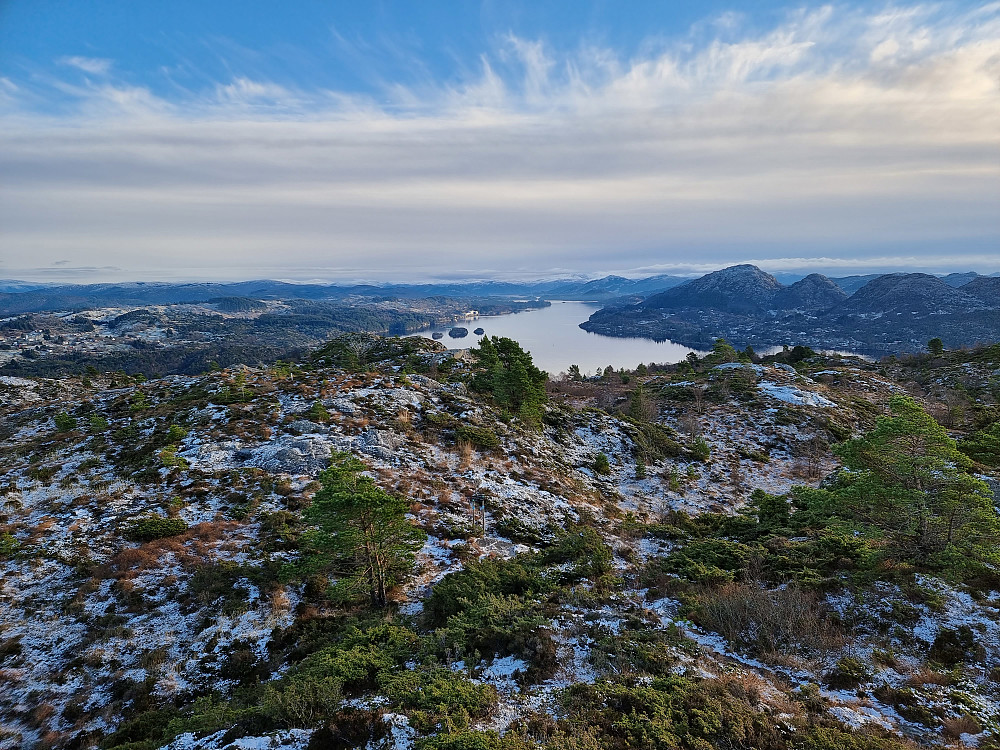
[
  {"x1": 833, "y1": 395, "x2": 998, "y2": 567},
  {"x1": 469, "y1": 336, "x2": 547, "y2": 425},
  {"x1": 304, "y1": 452, "x2": 424, "y2": 606}
]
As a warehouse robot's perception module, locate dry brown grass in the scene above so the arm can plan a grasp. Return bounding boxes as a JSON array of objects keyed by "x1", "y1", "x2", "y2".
[
  {"x1": 905, "y1": 668, "x2": 954, "y2": 687},
  {"x1": 110, "y1": 546, "x2": 161, "y2": 576},
  {"x1": 109, "y1": 520, "x2": 243, "y2": 577},
  {"x1": 456, "y1": 440, "x2": 474, "y2": 471},
  {"x1": 696, "y1": 581, "x2": 845, "y2": 656},
  {"x1": 716, "y1": 671, "x2": 796, "y2": 713},
  {"x1": 271, "y1": 586, "x2": 292, "y2": 613},
  {"x1": 31, "y1": 703, "x2": 56, "y2": 727},
  {"x1": 26, "y1": 516, "x2": 55, "y2": 543},
  {"x1": 782, "y1": 459, "x2": 809, "y2": 480},
  {"x1": 941, "y1": 714, "x2": 982, "y2": 739}
]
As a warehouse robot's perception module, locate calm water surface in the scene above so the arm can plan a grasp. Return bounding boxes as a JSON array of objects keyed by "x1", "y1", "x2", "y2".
[{"x1": 410, "y1": 301, "x2": 709, "y2": 376}]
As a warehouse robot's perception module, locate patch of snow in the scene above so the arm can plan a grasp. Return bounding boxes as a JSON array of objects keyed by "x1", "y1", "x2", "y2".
[
  {"x1": 161, "y1": 729, "x2": 313, "y2": 750},
  {"x1": 0, "y1": 376, "x2": 36, "y2": 387},
  {"x1": 829, "y1": 705, "x2": 895, "y2": 731},
  {"x1": 481, "y1": 656, "x2": 528, "y2": 682},
  {"x1": 758, "y1": 382, "x2": 837, "y2": 408},
  {"x1": 373, "y1": 713, "x2": 415, "y2": 750},
  {"x1": 714, "y1": 363, "x2": 763, "y2": 374}
]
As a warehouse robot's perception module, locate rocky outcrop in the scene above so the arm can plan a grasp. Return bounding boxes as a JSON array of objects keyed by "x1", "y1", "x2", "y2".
[
  {"x1": 357, "y1": 428, "x2": 407, "y2": 460},
  {"x1": 246, "y1": 436, "x2": 333, "y2": 475}
]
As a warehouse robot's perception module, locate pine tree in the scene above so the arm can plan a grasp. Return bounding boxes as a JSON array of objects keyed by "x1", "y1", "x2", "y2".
[
  {"x1": 833, "y1": 395, "x2": 998, "y2": 569},
  {"x1": 959, "y1": 423, "x2": 1000, "y2": 467},
  {"x1": 710, "y1": 338, "x2": 738, "y2": 363},
  {"x1": 304, "y1": 452, "x2": 424, "y2": 606},
  {"x1": 469, "y1": 336, "x2": 547, "y2": 424}
]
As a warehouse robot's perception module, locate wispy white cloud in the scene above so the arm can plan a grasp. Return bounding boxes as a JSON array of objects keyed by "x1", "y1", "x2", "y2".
[
  {"x1": 59, "y1": 56, "x2": 113, "y2": 75},
  {"x1": 2, "y1": 4, "x2": 998, "y2": 282}
]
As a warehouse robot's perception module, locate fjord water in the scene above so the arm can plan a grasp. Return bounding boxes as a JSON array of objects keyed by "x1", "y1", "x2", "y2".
[{"x1": 411, "y1": 301, "x2": 707, "y2": 375}]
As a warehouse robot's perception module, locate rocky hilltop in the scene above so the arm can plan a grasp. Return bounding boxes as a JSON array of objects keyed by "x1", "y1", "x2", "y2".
[
  {"x1": 837, "y1": 273, "x2": 987, "y2": 316},
  {"x1": 962, "y1": 276, "x2": 1000, "y2": 306},
  {"x1": 0, "y1": 334, "x2": 998, "y2": 749},
  {"x1": 775, "y1": 273, "x2": 848, "y2": 311},
  {"x1": 642, "y1": 264, "x2": 786, "y2": 313}
]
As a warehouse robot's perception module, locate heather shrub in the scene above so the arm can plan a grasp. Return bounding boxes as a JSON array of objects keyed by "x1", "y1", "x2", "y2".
[
  {"x1": 125, "y1": 516, "x2": 188, "y2": 542},
  {"x1": 455, "y1": 424, "x2": 500, "y2": 451}
]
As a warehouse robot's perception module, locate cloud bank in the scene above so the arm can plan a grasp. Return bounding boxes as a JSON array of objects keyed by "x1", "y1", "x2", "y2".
[{"x1": 1, "y1": 4, "x2": 998, "y2": 282}]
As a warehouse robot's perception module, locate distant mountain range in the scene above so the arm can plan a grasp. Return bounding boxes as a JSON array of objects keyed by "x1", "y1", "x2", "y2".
[
  {"x1": 1, "y1": 269, "x2": 996, "y2": 317},
  {"x1": 0, "y1": 276, "x2": 694, "y2": 315},
  {"x1": 581, "y1": 265, "x2": 1000, "y2": 353}
]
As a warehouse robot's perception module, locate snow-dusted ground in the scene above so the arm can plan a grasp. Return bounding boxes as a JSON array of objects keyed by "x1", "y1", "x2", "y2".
[{"x1": 0, "y1": 359, "x2": 996, "y2": 748}]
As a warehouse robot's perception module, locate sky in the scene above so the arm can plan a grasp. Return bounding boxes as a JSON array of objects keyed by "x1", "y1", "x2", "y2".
[{"x1": 0, "y1": 0, "x2": 998, "y2": 283}]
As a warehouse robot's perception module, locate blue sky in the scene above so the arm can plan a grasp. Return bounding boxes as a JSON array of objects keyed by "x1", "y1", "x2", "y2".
[
  {"x1": 0, "y1": 1, "x2": 798, "y2": 104},
  {"x1": 1, "y1": 1, "x2": 998, "y2": 282}
]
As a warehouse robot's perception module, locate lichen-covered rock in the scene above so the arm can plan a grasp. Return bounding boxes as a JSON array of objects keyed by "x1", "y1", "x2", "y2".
[
  {"x1": 358, "y1": 428, "x2": 406, "y2": 459},
  {"x1": 251, "y1": 436, "x2": 333, "y2": 475}
]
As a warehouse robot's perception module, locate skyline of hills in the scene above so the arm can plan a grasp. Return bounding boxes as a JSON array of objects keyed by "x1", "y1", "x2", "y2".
[
  {"x1": 1, "y1": 267, "x2": 998, "y2": 316},
  {"x1": 582, "y1": 264, "x2": 1000, "y2": 353}
]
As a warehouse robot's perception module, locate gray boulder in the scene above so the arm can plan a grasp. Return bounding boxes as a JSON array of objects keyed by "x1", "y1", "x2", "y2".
[
  {"x1": 251, "y1": 437, "x2": 332, "y2": 475},
  {"x1": 358, "y1": 429, "x2": 406, "y2": 460}
]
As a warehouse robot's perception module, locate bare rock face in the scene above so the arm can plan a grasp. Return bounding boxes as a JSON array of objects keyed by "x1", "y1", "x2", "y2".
[
  {"x1": 358, "y1": 428, "x2": 406, "y2": 460},
  {"x1": 775, "y1": 273, "x2": 847, "y2": 311},
  {"x1": 287, "y1": 419, "x2": 327, "y2": 435},
  {"x1": 250, "y1": 436, "x2": 333, "y2": 475},
  {"x1": 642, "y1": 264, "x2": 784, "y2": 314}
]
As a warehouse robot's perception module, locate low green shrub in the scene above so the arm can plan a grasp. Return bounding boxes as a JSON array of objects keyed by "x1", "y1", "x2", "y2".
[
  {"x1": 0, "y1": 532, "x2": 20, "y2": 560},
  {"x1": 660, "y1": 538, "x2": 760, "y2": 584},
  {"x1": 690, "y1": 437, "x2": 711, "y2": 461},
  {"x1": 929, "y1": 625, "x2": 981, "y2": 666},
  {"x1": 54, "y1": 411, "x2": 78, "y2": 431},
  {"x1": 425, "y1": 410, "x2": 457, "y2": 429},
  {"x1": 593, "y1": 453, "x2": 610, "y2": 475},
  {"x1": 455, "y1": 424, "x2": 500, "y2": 451},
  {"x1": 416, "y1": 731, "x2": 533, "y2": 750},
  {"x1": 538, "y1": 527, "x2": 612, "y2": 583},
  {"x1": 383, "y1": 669, "x2": 497, "y2": 732},
  {"x1": 440, "y1": 594, "x2": 556, "y2": 678},
  {"x1": 424, "y1": 559, "x2": 550, "y2": 626},
  {"x1": 824, "y1": 656, "x2": 870, "y2": 689},
  {"x1": 125, "y1": 516, "x2": 188, "y2": 542}
]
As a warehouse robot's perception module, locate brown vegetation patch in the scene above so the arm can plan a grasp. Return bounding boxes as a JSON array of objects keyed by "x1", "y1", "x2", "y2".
[
  {"x1": 695, "y1": 581, "x2": 845, "y2": 657},
  {"x1": 941, "y1": 714, "x2": 982, "y2": 739},
  {"x1": 108, "y1": 520, "x2": 245, "y2": 578}
]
